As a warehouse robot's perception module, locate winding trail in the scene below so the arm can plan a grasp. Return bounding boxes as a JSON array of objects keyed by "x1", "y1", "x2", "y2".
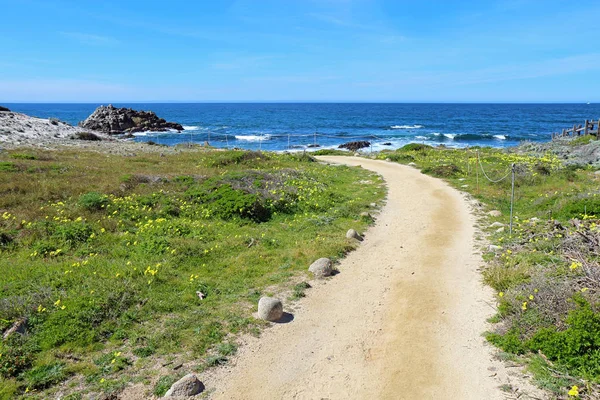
[{"x1": 208, "y1": 157, "x2": 508, "y2": 400}]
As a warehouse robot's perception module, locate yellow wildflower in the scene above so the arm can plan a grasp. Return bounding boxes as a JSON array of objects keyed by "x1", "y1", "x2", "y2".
[{"x1": 568, "y1": 385, "x2": 579, "y2": 397}]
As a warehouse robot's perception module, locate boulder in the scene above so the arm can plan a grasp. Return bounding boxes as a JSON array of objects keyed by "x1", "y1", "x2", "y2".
[
  {"x1": 257, "y1": 297, "x2": 283, "y2": 321},
  {"x1": 360, "y1": 211, "x2": 371, "y2": 218},
  {"x1": 488, "y1": 245, "x2": 503, "y2": 252},
  {"x1": 164, "y1": 374, "x2": 204, "y2": 397},
  {"x1": 339, "y1": 141, "x2": 370, "y2": 151},
  {"x1": 79, "y1": 104, "x2": 183, "y2": 134},
  {"x1": 488, "y1": 210, "x2": 502, "y2": 217},
  {"x1": 309, "y1": 258, "x2": 332, "y2": 278},
  {"x1": 382, "y1": 142, "x2": 392, "y2": 146},
  {"x1": 490, "y1": 222, "x2": 505, "y2": 228},
  {"x1": 0, "y1": 106, "x2": 10, "y2": 112},
  {"x1": 496, "y1": 227, "x2": 505, "y2": 233},
  {"x1": 346, "y1": 229, "x2": 363, "y2": 241}
]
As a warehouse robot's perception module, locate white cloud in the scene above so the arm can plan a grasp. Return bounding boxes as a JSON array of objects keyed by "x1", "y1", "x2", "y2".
[{"x1": 60, "y1": 32, "x2": 119, "y2": 46}]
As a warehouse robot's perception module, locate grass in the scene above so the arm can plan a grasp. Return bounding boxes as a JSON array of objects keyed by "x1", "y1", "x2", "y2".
[
  {"x1": 0, "y1": 147, "x2": 385, "y2": 399},
  {"x1": 379, "y1": 143, "x2": 600, "y2": 399}
]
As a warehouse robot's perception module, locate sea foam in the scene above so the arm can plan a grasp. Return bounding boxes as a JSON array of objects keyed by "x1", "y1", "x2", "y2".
[
  {"x1": 390, "y1": 124, "x2": 423, "y2": 129},
  {"x1": 235, "y1": 134, "x2": 272, "y2": 142}
]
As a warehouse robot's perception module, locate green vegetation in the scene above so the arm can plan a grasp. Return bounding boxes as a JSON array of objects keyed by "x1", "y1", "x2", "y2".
[
  {"x1": 0, "y1": 148, "x2": 384, "y2": 399},
  {"x1": 379, "y1": 143, "x2": 600, "y2": 398}
]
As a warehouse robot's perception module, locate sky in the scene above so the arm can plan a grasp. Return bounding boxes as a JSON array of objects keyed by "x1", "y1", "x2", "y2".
[{"x1": 1, "y1": 0, "x2": 599, "y2": 103}]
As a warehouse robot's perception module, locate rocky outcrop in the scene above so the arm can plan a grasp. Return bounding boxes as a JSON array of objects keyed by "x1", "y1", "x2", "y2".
[
  {"x1": 339, "y1": 141, "x2": 370, "y2": 151},
  {"x1": 79, "y1": 105, "x2": 183, "y2": 134},
  {"x1": 0, "y1": 111, "x2": 106, "y2": 145},
  {"x1": 0, "y1": 106, "x2": 10, "y2": 112}
]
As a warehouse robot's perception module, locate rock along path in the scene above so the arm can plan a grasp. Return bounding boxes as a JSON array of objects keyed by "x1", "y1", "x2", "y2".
[{"x1": 208, "y1": 157, "x2": 512, "y2": 400}]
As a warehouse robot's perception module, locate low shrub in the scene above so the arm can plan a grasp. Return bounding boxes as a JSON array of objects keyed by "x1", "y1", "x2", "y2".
[
  {"x1": 399, "y1": 143, "x2": 432, "y2": 152},
  {"x1": 75, "y1": 132, "x2": 102, "y2": 141},
  {"x1": 78, "y1": 192, "x2": 110, "y2": 211}
]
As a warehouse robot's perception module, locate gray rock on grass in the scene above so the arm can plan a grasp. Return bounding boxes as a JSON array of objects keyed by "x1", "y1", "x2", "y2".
[
  {"x1": 490, "y1": 222, "x2": 505, "y2": 228},
  {"x1": 164, "y1": 374, "x2": 204, "y2": 397},
  {"x1": 309, "y1": 258, "x2": 332, "y2": 278},
  {"x1": 258, "y1": 297, "x2": 284, "y2": 321},
  {"x1": 346, "y1": 229, "x2": 363, "y2": 241},
  {"x1": 488, "y1": 245, "x2": 503, "y2": 252},
  {"x1": 488, "y1": 210, "x2": 502, "y2": 217}
]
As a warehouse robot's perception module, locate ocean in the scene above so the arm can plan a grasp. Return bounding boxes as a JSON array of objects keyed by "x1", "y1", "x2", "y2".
[{"x1": 4, "y1": 103, "x2": 599, "y2": 151}]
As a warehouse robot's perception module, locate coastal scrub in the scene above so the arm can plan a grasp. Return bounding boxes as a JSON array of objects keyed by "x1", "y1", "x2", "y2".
[{"x1": 0, "y1": 148, "x2": 384, "y2": 399}]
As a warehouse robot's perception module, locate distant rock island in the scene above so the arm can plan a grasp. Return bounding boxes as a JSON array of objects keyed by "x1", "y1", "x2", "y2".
[{"x1": 79, "y1": 105, "x2": 184, "y2": 134}]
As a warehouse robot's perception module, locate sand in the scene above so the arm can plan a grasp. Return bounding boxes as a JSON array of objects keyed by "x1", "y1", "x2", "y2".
[{"x1": 203, "y1": 156, "x2": 547, "y2": 400}]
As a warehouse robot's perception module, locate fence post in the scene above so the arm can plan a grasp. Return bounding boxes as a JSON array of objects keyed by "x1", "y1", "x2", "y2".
[
  {"x1": 476, "y1": 150, "x2": 480, "y2": 194},
  {"x1": 314, "y1": 131, "x2": 317, "y2": 147},
  {"x1": 288, "y1": 134, "x2": 291, "y2": 150},
  {"x1": 509, "y1": 163, "x2": 516, "y2": 236},
  {"x1": 573, "y1": 124, "x2": 577, "y2": 137},
  {"x1": 584, "y1": 120, "x2": 589, "y2": 136},
  {"x1": 225, "y1": 134, "x2": 229, "y2": 149},
  {"x1": 562, "y1": 129, "x2": 566, "y2": 137}
]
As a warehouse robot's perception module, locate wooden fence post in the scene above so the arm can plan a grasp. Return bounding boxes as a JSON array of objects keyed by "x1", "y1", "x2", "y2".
[{"x1": 584, "y1": 120, "x2": 589, "y2": 136}]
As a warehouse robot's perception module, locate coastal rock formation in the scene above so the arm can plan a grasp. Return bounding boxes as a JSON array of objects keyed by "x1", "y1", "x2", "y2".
[
  {"x1": 257, "y1": 297, "x2": 283, "y2": 321},
  {"x1": 339, "y1": 141, "x2": 370, "y2": 151},
  {"x1": 164, "y1": 374, "x2": 204, "y2": 397},
  {"x1": 308, "y1": 258, "x2": 333, "y2": 278},
  {"x1": 0, "y1": 106, "x2": 10, "y2": 112},
  {"x1": 0, "y1": 111, "x2": 107, "y2": 146},
  {"x1": 80, "y1": 105, "x2": 183, "y2": 134}
]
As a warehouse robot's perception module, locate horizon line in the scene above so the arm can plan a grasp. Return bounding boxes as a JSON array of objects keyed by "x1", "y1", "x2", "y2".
[{"x1": 2, "y1": 101, "x2": 597, "y2": 105}]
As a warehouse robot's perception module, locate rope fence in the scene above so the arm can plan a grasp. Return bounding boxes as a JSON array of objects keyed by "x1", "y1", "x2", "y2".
[{"x1": 150, "y1": 130, "x2": 523, "y2": 236}]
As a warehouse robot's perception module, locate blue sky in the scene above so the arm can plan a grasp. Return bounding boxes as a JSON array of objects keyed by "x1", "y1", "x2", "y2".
[{"x1": 1, "y1": 0, "x2": 599, "y2": 102}]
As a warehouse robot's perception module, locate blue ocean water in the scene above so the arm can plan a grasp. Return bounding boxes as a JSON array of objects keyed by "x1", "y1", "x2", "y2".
[{"x1": 5, "y1": 103, "x2": 600, "y2": 151}]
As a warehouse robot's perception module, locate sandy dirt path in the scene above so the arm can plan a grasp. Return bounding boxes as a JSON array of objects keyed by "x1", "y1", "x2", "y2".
[{"x1": 207, "y1": 157, "x2": 510, "y2": 400}]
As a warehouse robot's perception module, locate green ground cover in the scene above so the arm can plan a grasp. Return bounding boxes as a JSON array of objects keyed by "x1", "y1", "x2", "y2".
[
  {"x1": 0, "y1": 148, "x2": 384, "y2": 399},
  {"x1": 378, "y1": 142, "x2": 600, "y2": 399}
]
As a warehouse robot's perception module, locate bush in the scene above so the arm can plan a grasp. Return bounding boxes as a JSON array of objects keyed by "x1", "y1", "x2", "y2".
[
  {"x1": 421, "y1": 163, "x2": 462, "y2": 178},
  {"x1": 0, "y1": 336, "x2": 39, "y2": 378},
  {"x1": 10, "y1": 153, "x2": 37, "y2": 160},
  {"x1": 153, "y1": 375, "x2": 177, "y2": 397},
  {"x1": 52, "y1": 221, "x2": 93, "y2": 246},
  {"x1": 78, "y1": 192, "x2": 109, "y2": 211},
  {"x1": 399, "y1": 143, "x2": 432, "y2": 152},
  {"x1": 526, "y1": 297, "x2": 600, "y2": 381},
  {"x1": 187, "y1": 184, "x2": 272, "y2": 222},
  {"x1": 0, "y1": 162, "x2": 18, "y2": 172},
  {"x1": 22, "y1": 362, "x2": 68, "y2": 389},
  {"x1": 75, "y1": 132, "x2": 102, "y2": 141}
]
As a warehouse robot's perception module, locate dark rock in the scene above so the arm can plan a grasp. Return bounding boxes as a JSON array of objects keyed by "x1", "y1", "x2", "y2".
[
  {"x1": 79, "y1": 104, "x2": 183, "y2": 134},
  {"x1": 0, "y1": 106, "x2": 10, "y2": 112},
  {"x1": 382, "y1": 142, "x2": 392, "y2": 146},
  {"x1": 339, "y1": 141, "x2": 370, "y2": 151},
  {"x1": 307, "y1": 144, "x2": 321, "y2": 148}
]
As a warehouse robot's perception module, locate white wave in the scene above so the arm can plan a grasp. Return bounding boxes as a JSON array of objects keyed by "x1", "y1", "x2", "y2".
[
  {"x1": 432, "y1": 132, "x2": 441, "y2": 136},
  {"x1": 235, "y1": 134, "x2": 272, "y2": 142},
  {"x1": 443, "y1": 134, "x2": 457, "y2": 139},
  {"x1": 415, "y1": 135, "x2": 428, "y2": 140},
  {"x1": 390, "y1": 124, "x2": 423, "y2": 129},
  {"x1": 182, "y1": 125, "x2": 200, "y2": 130},
  {"x1": 132, "y1": 132, "x2": 147, "y2": 136},
  {"x1": 493, "y1": 135, "x2": 507, "y2": 140}
]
